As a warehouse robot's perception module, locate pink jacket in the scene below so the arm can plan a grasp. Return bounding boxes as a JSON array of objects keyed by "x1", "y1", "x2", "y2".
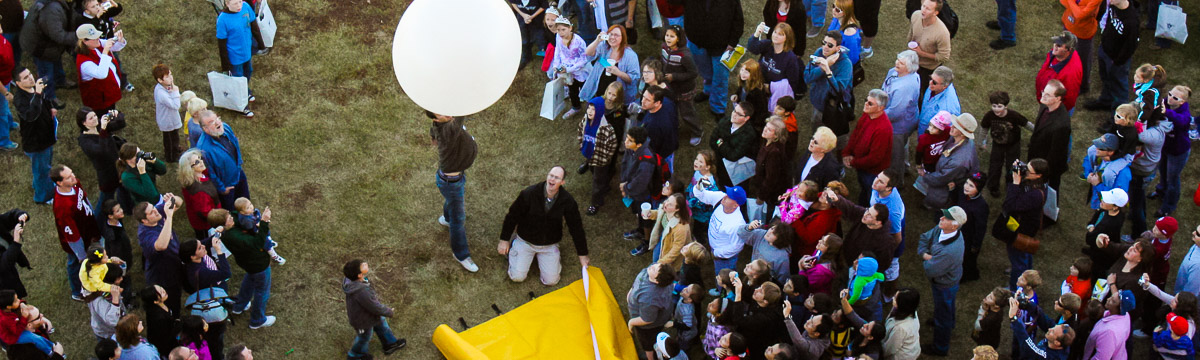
[
  {"x1": 1083, "y1": 311, "x2": 1130, "y2": 360},
  {"x1": 800, "y1": 263, "x2": 836, "y2": 295}
]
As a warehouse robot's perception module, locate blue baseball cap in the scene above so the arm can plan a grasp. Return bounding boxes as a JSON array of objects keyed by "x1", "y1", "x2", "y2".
[
  {"x1": 724, "y1": 186, "x2": 747, "y2": 206},
  {"x1": 1119, "y1": 289, "x2": 1136, "y2": 315}
]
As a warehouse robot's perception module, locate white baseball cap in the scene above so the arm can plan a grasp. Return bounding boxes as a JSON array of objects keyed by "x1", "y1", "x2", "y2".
[{"x1": 1100, "y1": 188, "x2": 1129, "y2": 207}]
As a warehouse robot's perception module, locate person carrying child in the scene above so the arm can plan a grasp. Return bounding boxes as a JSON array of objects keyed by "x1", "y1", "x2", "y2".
[{"x1": 233, "y1": 197, "x2": 284, "y2": 265}]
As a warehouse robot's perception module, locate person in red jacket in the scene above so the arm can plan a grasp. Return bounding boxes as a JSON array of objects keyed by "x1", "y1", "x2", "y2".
[
  {"x1": 1035, "y1": 31, "x2": 1083, "y2": 112},
  {"x1": 50, "y1": 165, "x2": 101, "y2": 302},
  {"x1": 788, "y1": 180, "x2": 844, "y2": 267},
  {"x1": 0, "y1": 290, "x2": 58, "y2": 355},
  {"x1": 843, "y1": 89, "x2": 892, "y2": 205},
  {"x1": 74, "y1": 24, "x2": 125, "y2": 113},
  {"x1": 178, "y1": 149, "x2": 221, "y2": 240}
]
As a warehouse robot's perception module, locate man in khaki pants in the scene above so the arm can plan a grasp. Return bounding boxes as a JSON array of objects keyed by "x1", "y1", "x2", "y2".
[{"x1": 498, "y1": 166, "x2": 590, "y2": 285}]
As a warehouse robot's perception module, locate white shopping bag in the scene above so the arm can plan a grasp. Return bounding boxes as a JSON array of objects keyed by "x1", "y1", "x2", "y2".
[
  {"x1": 722, "y1": 157, "x2": 757, "y2": 186},
  {"x1": 257, "y1": 0, "x2": 277, "y2": 48},
  {"x1": 540, "y1": 78, "x2": 567, "y2": 120},
  {"x1": 1043, "y1": 186, "x2": 1060, "y2": 221},
  {"x1": 1155, "y1": 4, "x2": 1188, "y2": 44},
  {"x1": 647, "y1": 0, "x2": 663, "y2": 29},
  {"x1": 207, "y1": 71, "x2": 249, "y2": 112}
]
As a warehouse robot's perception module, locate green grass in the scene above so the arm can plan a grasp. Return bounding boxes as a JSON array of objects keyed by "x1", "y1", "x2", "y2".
[{"x1": 0, "y1": 0, "x2": 1196, "y2": 358}]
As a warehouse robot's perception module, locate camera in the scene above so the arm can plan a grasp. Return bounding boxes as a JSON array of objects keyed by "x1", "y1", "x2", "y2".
[
  {"x1": 598, "y1": 33, "x2": 609, "y2": 41},
  {"x1": 136, "y1": 150, "x2": 156, "y2": 161},
  {"x1": 1011, "y1": 160, "x2": 1028, "y2": 177}
]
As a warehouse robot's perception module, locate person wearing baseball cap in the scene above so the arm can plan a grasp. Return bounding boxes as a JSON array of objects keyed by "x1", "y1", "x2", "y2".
[
  {"x1": 918, "y1": 206, "x2": 967, "y2": 356},
  {"x1": 75, "y1": 23, "x2": 126, "y2": 112},
  {"x1": 690, "y1": 181, "x2": 747, "y2": 277},
  {"x1": 1084, "y1": 188, "x2": 1128, "y2": 280},
  {"x1": 917, "y1": 113, "x2": 980, "y2": 210},
  {"x1": 1084, "y1": 133, "x2": 1132, "y2": 211},
  {"x1": 1036, "y1": 31, "x2": 1083, "y2": 111},
  {"x1": 1152, "y1": 312, "x2": 1194, "y2": 359}
]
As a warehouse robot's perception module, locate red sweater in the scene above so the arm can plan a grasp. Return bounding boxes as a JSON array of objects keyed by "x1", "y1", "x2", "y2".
[
  {"x1": 846, "y1": 112, "x2": 893, "y2": 174},
  {"x1": 53, "y1": 184, "x2": 101, "y2": 254},
  {"x1": 915, "y1": 131, "x2": 950, "y2": 172},
  {"x1": 76, "y1": 49, "x2": 122, "y2": 110},
  {"x1": 1035, "y1": 51, "x2": 1083, "y2": 111},
  {"x1": 0, "y1": 309, "x2": 27, "y2": 345},
  {"x1": 0, "y1": 37, "x2": 13, "y2": 86},
  {"x1": 789, "y1": 207, "x2": 841, "y2": 266},
  {"x1": 182, "y1": 173, "x2": 221, "y2": 233}
]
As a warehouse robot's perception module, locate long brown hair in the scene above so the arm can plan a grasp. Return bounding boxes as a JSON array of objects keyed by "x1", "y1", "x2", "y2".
[
  {"x1": 667, "y1": 193, "x2": 692, "y2": 225},
  {"x1": 736, "y1": 59, "x2": 766, "y2": 93},
  {"x1": 606, "y1": 25, "x2": 629, "y2": 61}
]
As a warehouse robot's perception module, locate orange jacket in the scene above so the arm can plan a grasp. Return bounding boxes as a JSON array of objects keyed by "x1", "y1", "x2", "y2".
[{"x1": 1060, "y1": 0, "x2": 1103, "y2": 39}]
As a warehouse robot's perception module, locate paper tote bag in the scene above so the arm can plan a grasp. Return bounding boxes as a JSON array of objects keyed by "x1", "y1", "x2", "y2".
[
  {"x1": 207, "y1": 71, "x2": 249, "y2": 112},
  {"x1": 257, "y1": 0, "x2": 277, "y2": 48},
  {"x1": 540, "y1": 79, "x2": 567, "y2": 120},
  {"x1": 1155, "y1": 4, "x2": 1188, "y2": 44}
]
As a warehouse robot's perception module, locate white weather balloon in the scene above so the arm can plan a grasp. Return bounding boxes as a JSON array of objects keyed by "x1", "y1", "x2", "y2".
[{"x1": 392, "y1": 0, "x2": 521, "y2": 116}]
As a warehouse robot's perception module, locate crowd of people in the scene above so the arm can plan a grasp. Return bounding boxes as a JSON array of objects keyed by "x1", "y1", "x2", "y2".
[{"x1": 484, "y1": 0, "x2": 1200, "y2": 359}]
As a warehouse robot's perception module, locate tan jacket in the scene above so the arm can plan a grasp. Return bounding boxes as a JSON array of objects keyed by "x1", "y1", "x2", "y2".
[{"x1": 646, "y1": 209, "x2": 691, "y2": 269}]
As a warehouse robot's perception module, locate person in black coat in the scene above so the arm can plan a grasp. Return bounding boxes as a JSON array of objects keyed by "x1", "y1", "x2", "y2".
[
  {"x1": 795, "y1": 126, "x2": 843, "y2": 188},
  {"x1": 957, "y1": 173, "x2": 989, "y2": 282},
  {"x1": 77, "y1": 107, "x2": 129, "y2": 223},
  {"x1": 498, "y1": 166, "x2": 589, "y2": 286},
  {"x1": 180, "y1": 238, "x2": 231, "y2": 360},
  {"x1": 728, "y1": 274, "x2": 786, "y2": 360},
  {"x1": 0, "y1": 209, "x2": 31, "y2": 298},
  {"x1": 13, "y1": 68, "x2": 59, "y2": 204},
  {"x1": 993, "y1": 159, "x2": 1049, "y2": 290},
  {"x1": 98, "y1": 200, "x2": 133, "y2": 304},
  {"x1": 1026, "y1": 94, "x2": 1072, "y2": 191}
]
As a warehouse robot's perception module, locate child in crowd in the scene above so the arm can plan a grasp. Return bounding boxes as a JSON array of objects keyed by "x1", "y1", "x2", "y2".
[
  {"x1": 233, "y1": 197, "x2": 285, "y2": 264},
  {"x1": 914, "y1": 110, "x2": 953, "y2": 174},
  {"x1": 703, "y1": 297, "x2": 734, "y2": 359},
  {"x1": 978, "y1": 90, "x2": 1029, "y2": 196},
  {"x1": 686, "y1": 151, "x2": 719, "y2": 247},
  {"x1": 711, "y1": 269, "x2": 737, "y2": 300},
  {"x1": 179, "y1": 315, "x2": 212, "y2": 360},
  {"x1": 653, "y1": 332, "x2": 688, "y2": 360},
  {"x1": 729, "y1": 59, "x2": 769, "y2": 130},
  {"x1": 183, "y1": 93, "x2": 209, "y2": 147},
  {"x1": 667, "y1": 284, "x2": 703, "y2": 352},
  {"x1": 152, "y1": 64, "x2": 183, "y2": 163},
  {"x1": 1154, "y1": 313, "x2": 1195, "y2": 360},
  {"x1": 741, "y1": 220, "x2": 794, "y2": 284},
  {"x1": 577, "y1": 97, "x2": 618, "y2": 215},
  {"x1": 548, "y1": 14, "x2": 586, "y2": 118},
  {"x1": 603, "y1": 82, "x2": 630, "y2": 142},
  {"x1": 1012, "y1": 270, "x2": 1041, "y2": 354},
  {"x1": 79, "y1": 244, "x2": 125, "y2": 304},
  {"x1": 971, "y1": 287, "x2": 1011, "y2": 348},
  {"x1": 86, "y1": 264, "x2": 123, "y2": 340},
  {"x1": 957, "y1": 172, "x2": 988, "y2": 282},
  {"x1": 1062, "y1": 257, "x2": 1094, "y2": 319},
  {"x1": 713, "y1": 332, "x2": 748, "y2": 360},
  {"x1": 972, "y1": 345, "x2": 999, "y2": 360},
  {"x1": 675, "y1": 241, "x2": 707, "y2": 292},
  {"x1": 798, "y1": 234, "x2": 841, "y2": 295},
  {"x1": 773, "y1": 96, "x2": 799, "y2": 159},
  {"x1": 782, "y1": 274, "x2": 809, "y2": 320}
]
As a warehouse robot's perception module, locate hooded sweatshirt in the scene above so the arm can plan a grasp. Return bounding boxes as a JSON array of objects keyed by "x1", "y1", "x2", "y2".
[
  {"x1": 343, "y1": 278, "x2": 394, "y2": 331},
  {"x1": 848, "y1": 257, "x2": 884, "y2": 305}
]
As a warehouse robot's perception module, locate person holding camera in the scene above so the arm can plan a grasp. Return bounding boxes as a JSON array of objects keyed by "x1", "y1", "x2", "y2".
[
  {"x1": 77, "y1": 106, "x2": 128, "y2": 222},
  {"x1": 50, "y1": 164, "x2": 102, "y2": 302},
  {"x1": 802, "y1": 31, "x2": 852, "y2": 126},
  {"x1": 134, "y1": 194, "x2": 184, "y2": 317},
  {"x1": 75, "y1": 23, "x2": 125, "y2": 113},
  {"x1": 0, "y1": 209, "x2": 31, "y2": 299},
  {"x1": 117, "y1": 143, "x2": 168, "y2": 206},
  {"x1": 993, "y1": 158, "x2": 1048, "y2": 290},
  {"x1": 209, "y1": 207, "x2": 277, "y2": 329},
  {"x1": 1007, "y1": 295, "x2": 1074, "y2": 360},
  {"x1": 13, "y1": 68, "x2": 59, "y2": 204}
]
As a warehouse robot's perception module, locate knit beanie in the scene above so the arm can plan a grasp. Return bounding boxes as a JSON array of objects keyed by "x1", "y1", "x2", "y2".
[{"x1": 1169, "y1": 312, "x2": 1190, "y2": 336}]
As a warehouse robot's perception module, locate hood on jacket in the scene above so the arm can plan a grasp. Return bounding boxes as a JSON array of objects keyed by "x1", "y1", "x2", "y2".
[{"x1": 343, "y1": 278, "x2": 369, "y2": 295}]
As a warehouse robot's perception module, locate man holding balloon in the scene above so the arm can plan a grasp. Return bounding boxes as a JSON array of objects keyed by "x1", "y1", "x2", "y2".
[{"x1": 429, "y1": 111, "x2": 480, "y2": 272}]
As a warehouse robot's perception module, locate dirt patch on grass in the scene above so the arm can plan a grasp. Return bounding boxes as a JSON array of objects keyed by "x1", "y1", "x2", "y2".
[
  {"x1": 281, "y1": 182, "x2": 325, "y2": 208},
  {"x1": 301, "y1": 0, "x2": 403, "y2": 44}
]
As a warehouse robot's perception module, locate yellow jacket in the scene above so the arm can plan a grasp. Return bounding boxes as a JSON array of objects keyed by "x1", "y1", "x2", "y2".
[{"x1": 79, "y1": 262, "x2": 112, "y2": 294}]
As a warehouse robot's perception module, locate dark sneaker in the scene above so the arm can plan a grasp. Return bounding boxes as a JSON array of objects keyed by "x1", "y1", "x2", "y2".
[
  {"x1": 986, "y1": 20, "x2": 1001, "y2": 30},
  {"x1": 630, "y1": 244, "x2": 648, "y2": 256},
  {"x1": 383, "y1": 339, "x2": 407, "y2": 354},
  {"x1": 586, "y1": 206, "x2": 599, "y2": 216},
  {"x1": 989, "y1": 39, "x2": 1016, "y2": 50},
  {"x1": 692, "y1": 93, "x2": 709, "y2": 103}
]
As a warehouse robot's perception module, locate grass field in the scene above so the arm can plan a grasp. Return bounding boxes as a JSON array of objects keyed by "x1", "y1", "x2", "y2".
[{"x1": 0, "y1": 0, "x2": 1196, "y2": 358}]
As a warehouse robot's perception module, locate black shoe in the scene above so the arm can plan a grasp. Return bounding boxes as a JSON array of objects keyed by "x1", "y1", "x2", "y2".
[
  {"x1": 58, "y1": 80, "x2": 78, "y2": 89},
  {"x1": 577, "y1": 163, "x2": 589, "y2": 175},
  {"x1": 989, "y1": 39, "x2": 1016, "y2": 50},
  {"x1": 986, "y1": 20, "x2": 1001, "y2": 30},
  {"x1": 383, "y1": 339, "x2": 407, "y2": 354},
  {"x1": 586, "y1": 206, "x2": 599, "y2": 216},
  {"x1": 693, "y1": 92, "x2": 709, "y2": 103},
  {"x1": 921, "y1": 345, "x2": 948, "y2": 357},
  {"x1": 347, "y1": 354, "x2": 374, "y2": 360},
  {"x1": 1147, "y1": 191, "x2": 1162, "y2": 200},
  {"x1": 1154, "y1": 210, "x2": 1168, "y2": 218},
  {"x1": 1083, "y1": 100, "x2": 1111, "y2": 111}
]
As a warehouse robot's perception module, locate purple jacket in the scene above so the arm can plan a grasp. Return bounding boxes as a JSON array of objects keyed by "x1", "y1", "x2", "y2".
[
  {"x1": 1083, "y1": 311, "x2": 1131, "y2": 360},
  {"x1": 1164, "y1": 102, "x2": 1191, "y2": 156}
]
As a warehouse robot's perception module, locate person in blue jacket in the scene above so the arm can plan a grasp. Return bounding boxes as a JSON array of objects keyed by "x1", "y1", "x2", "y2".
[
  {"x1": 803, "y1": 31, "x2": 851, "y2": 126},
  {"x1": 194, "y1": 110, "x2": 250, "y2": 212}
]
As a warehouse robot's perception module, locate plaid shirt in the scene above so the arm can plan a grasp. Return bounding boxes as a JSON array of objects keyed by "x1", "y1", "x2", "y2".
[{"x1": 577, "y1": 117, "x2": 619, "y2": 167}]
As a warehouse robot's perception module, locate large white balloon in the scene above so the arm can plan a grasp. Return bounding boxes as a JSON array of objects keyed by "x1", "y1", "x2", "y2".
[{"x1": 392, "y1": 0, "x2": 522, "y2": 116}]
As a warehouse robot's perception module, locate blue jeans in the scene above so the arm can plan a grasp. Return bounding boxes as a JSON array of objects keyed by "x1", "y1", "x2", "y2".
[
  {"x1": 996, "y1": 0, "x2": 1017, "y2": 42},
  {"x1": 803, "y1": 0, "x2": 827, "y2": 28},
  {"x1": 229, "y1": 61, "x2": 253, "y2": 80},
  {"x1": 0, "y1": 84, "x2": 11, "y2": 147},
  {"x1": 25, "y1": 147, "x2": 54, "y2": 203},
  {"x1": 33, "y1": 58, "x2": 65, "y2": 101},
  {"x1": 930, "y1": 283, "x2": 959, "y2": 353},
  {"x1": 686, "y1": 42, "x2": 729, "y2": 114},
  {"x1": 1096, "y1": 48, "x2": 1130, "y2": 109},
  {"x1": 856, "y1": 170, "x2": 876, "y2": 206},
  {"x1": 572, "y1": 0, "x2": 599, "y2": 43},
  {"x1": 234, "y1": 266, "x2": 272, "y2": 326},
  {"x1": 66, "y1": 240, "x2": 86, "y2": 297},
  {"x1": 436, "y1": 171, "x2": 470, "y2": 261},
  {"x1": 1129, "y1": 172, "x2": 1149, "y2": 235},
  {"x1": 348, "y1": 318, "x2": 400, "y2": 358},
  {"x1": 1156, "y1": 150, "x2": 1189, "y2": 214},
  {"x1": 713, "y1": 256, "x2": 737, "y2": 274},
  {"x1": 1007, "y1": 244, "x2": 1032, "y2": 290}
]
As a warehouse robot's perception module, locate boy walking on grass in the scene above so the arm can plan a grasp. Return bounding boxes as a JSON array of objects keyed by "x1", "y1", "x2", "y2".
[{"x1": 343, "y1": 259, "x2": 405, "y2": 360}]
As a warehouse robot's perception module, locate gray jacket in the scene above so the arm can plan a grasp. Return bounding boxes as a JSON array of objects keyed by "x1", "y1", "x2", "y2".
[
  {"x1": 919, "y1": 139, "x2": 979, "y2": 209},
  {"x1": 22, "y1": 0, "x2": 76, "y2": 61},
  {"x1": 918, "y1": 227, "x2": 964, "y2": 287},
  {"x1": 1130, "y1": 120, "x2": 1173, "y2": 174},
  {"x1": 343, "y1": 278, "x2": 394, "y2": 331}
]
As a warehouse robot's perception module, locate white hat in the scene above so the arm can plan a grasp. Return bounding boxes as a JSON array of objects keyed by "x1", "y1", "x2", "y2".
[
  {"x1": 1100, "y1": 188, "x2": 1129, "y2": 207},
  {"x1": 951, "y1": 113, "x2": 978, "y2": 140}
]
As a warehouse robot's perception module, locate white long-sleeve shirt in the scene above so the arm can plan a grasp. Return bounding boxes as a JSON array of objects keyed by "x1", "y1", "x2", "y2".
[
  {"x1": 79, "y1": 42, "x2": 127, "y2": 83},
  {"x1": 692, "y1": 185, "x2": 745, "y2": 259}
]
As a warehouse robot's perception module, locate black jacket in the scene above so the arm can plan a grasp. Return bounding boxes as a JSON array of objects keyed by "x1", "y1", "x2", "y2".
[
  {"x1": 679, "y1": 0, "x2": 744, "y2": 53},
  {"x1": 0, "y1": 210, "x2": 31, "y2": 299},
  {"x1": 762, "y1": 0, "x2": 807, "y2": 57},
  {"x1": 343, "y1": 278, "x2": 393, "y2": 331},
  {"x1": 500, "y1": 181, "x2": 589, "y2": 256},
  {"x1": 955, "y1": 192, "x2": 989, "y2": 251},
  {"x1": 14, "y1": 88, "x2": 57, "y2": 153},
  {"x1": 1027, "y1": 105, "x2": 1072, "y2": 178},
  {"x1": 728, "y1": 300, "x2": 786, "y2": 360},
  {"x1": 797, "y1": 151, "x2": 843, "y2": 188},
  {"x1": 1100, "y1": 2, "x2": 1139, "y2": 65},
  {"x1": 992, "y1": 182, "x2": 1047, "y2": 242},
  {"x1": 22, "y1": 0, "x2": 75, "y2": 61},
  {"x1": 77, "y1": 114, "x2": 126, "y2": 193}
]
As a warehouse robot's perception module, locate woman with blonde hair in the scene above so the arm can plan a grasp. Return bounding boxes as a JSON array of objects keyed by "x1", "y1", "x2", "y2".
[
  {"x1": 179, "y1": 149, "x2": 221, "y2": 240},
  {"x1": 729, "y1": 59, "x2": 770, "y2": 130},
  {"x1": 754, "y1": 117, "x2": 790, "y2": 218},
  {"x1": 185, "y1": 94, "x2": 209, "y2": 147},
  {"x1": 797, "y1": 126, "x2": 843, "y2": 189}
]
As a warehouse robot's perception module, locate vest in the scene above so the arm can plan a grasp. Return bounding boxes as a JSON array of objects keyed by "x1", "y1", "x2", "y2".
[{"x1": 76, "y1": 48, "x2": 121, "y2": 110}]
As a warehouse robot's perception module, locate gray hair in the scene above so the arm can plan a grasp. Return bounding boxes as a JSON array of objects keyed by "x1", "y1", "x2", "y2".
[
  {"x1": 933, "y1": 66, "x2": 954, "y2": 84},
  {"x1": 896, "y1": 50, "x2": 919, "y2": 72},
  {"x1": 868, "y1": 89, "x2": 889, "y2": 108}
]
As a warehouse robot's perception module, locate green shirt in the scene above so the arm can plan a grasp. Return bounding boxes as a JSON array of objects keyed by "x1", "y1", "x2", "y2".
[
  {"x1": 223, "y1": 221, "x2": 271, "y2": 274},
  {"x1": 120, "y1": 159, "x2": 168, "y2": 205}
]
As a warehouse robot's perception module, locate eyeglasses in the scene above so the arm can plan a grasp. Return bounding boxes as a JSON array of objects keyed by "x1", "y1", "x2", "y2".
[
  {"x1": 191, "y1": 160, "x2": 202, "y2": 167},
  {"x1": 1193, "y1": 230, "x2": 1200, "y2": 238},
  {"x1": 1115, "y1": 114, "x2": 1126, "y2": 120},
  {"x1": 823, "y1": 41, "x2": 836, "y2": 48},
  {"x1": 865, "y1": 100, "x2": 878, "y2": 106}
]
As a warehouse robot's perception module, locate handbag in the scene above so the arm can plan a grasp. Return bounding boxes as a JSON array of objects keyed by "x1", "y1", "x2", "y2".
[
  {"x1": 256, "y1": 0, "x2": 277, "y2": 48},
  {"x1": 207, "y1": 71, "x2": 250, "y2": 112},
  {"x1": 1155, "y1": 4, "x2": 1188, "y2": 44},
  {"x1": 1010, "y1": 188, "x2": 1046, "y2": 254},
  {"x1": 540, "y1": 78, "x2": 568, "y2": 120},
  {"x1": 821, "y1": 76, "x2": 854, "y2": 136},
  {"x1": 185, "y1": 286, "x2": 230, "y2": 323}
]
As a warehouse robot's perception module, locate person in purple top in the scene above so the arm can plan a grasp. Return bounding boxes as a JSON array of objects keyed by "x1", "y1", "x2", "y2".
[
  {"x1": 1151, "y1": 85, "x2": 1191, "y2": 217},
  {"x1": 134, "y1": 194, "x2": 183, "y2": 317}
]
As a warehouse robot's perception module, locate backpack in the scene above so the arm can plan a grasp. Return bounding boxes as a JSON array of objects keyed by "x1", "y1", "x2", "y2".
[
  {"x1": 821, "y1": 77, "x2": 855, "y2": 136},
  {"x1": 185, "y1": 286, "x2": 230, "y2": 323},
  {"x1": 19, "y1": 0, "x2": 47, "y2": 60},
  {"x1": 940, "y1": 1, "x2": 959, "y2": 38},
  {"x1": 639, "y1": 152, "x2": 672, "y2": 200}
]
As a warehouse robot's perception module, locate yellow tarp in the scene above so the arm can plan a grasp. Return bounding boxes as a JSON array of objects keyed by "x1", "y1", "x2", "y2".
[{"x1": 432, "y1": 267, "x2": 638, "y2": 359}]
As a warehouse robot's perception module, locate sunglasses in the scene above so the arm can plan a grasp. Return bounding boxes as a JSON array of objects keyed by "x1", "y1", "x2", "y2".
[
  {"x1": 1170, "y1": 95, "x2": 1184, "y2": 102},
  {"x1": 823, "y1": 41, "x2": 836, "y2": 48},
  {"x1": 930, "y1": 79, "x2": 941, "y2": 85},
  {"x1": 191, "y1": 160, "x2": 202, "y2": 167},
  {"x1": 1193, "y1": 230, "x2": 1200, "y2": 238}
]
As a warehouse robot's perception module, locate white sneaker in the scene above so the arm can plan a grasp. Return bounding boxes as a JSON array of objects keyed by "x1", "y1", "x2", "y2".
[
  {"x1": 438, "y1": 215, "x2": 449, "y2": 227},
  {"x1": 458, "y1": 257, "x2": 479, "y2": 273},
  {"x1": 272, "y1": 254, "x2": 286, "y2": 265},
  {"x1": 249, "y1": 315, "x2": 276, "y2": 329},
  {"x1": 562, "y1": 108, "x2": 579, "y2": 119},
  {"x1": 231, "y1": 301, "x2": 252, "y2": 315},
  {"x1": 861, "y1": 47, "x2": 874, "y2": 59}
]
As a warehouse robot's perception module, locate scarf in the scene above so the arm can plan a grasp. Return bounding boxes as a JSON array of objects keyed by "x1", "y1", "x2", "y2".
[
  {"x1": 580, "y1": 97, "x2": 607, "y2": 159},
  {"x1": 186, "y1": 173, "x2": 219, "y2": 199}
]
